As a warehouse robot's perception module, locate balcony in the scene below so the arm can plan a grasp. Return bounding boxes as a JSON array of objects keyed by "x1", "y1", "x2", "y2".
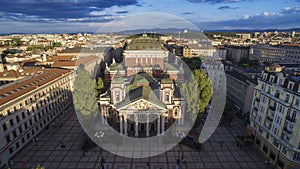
[
  {"x1": 286, "y1": 116, "x2": 296, "y2": 123},
  {"x1": 269, "y1": 106, "x2": 276, "y2": 112},
  {"x1": 266, "y1": 115, "x2": 273, "y2": 121},
  {"x1": 283, "y1": 126, "x2": 293, "y2": 134}
]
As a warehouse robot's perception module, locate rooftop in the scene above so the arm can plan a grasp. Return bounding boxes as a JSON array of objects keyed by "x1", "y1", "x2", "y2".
[
  {"x1": 0, "y1": 68, "x2": 71, "y2": 106},
  {"x1": 126, "y1": 36, "x2": 162, "y2": 50}
]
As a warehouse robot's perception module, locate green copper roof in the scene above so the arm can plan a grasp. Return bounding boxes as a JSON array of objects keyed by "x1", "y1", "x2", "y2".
[
  {"x1": 126, "y1": 36, "x2": 162, "y2": 50},
  {"x1": 116, "y1": 72, "x2": 166, "y2": 109}
]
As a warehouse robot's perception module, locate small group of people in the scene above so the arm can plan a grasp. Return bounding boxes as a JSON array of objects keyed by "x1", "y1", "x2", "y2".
[
  {"x1": 176, "y1": 155, "x2": 187, "y2": 169},
  {"x1": 100, "y1": 158, "x2": 107, "y2": 169}
]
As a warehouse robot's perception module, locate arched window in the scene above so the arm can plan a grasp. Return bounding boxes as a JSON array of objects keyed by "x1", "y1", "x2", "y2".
[
  {"x1": 275, "y1": 90, "x2": 280, "y2": 98},
  {"x1": 174, "y1": 108, "x2": 178, "y2": 118}
]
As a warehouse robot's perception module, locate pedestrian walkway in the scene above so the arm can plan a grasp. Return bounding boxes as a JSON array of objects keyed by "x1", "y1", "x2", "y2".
[{"x1": 11, "y1": 107, "x2": 270, "y2": 169}]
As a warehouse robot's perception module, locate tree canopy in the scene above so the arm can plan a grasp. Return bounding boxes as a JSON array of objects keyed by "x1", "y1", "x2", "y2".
[
  {"x1": 193, "y1": 69, "x2": 213, "y2": 113},
  {"x1": 94, "y1": 77, "x2": 105, "y2": 97},
  {"x1": 73, "y1": 68, "x2": 98, "y2": 118},
  {"x1": 181, "y1": 69, "x2": 213, "y2": 121}
]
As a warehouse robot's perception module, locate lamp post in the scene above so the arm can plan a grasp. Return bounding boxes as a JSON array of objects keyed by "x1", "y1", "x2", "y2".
[
  {"x1": 175, "y1": 131, "x2": 185, "y2": 168},
  {"x1": 95, "y1": 130, "x2": 105, "y2": 168}
]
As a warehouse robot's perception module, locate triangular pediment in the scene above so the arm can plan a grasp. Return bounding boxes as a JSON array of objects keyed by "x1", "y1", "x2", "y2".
[{"x1": 116, "y1": 98, "x2": 166, "y2": 111}]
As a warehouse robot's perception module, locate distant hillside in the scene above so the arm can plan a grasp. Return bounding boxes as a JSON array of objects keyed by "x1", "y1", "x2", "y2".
[{"x1": 205, "y1": 28, "x2": 300, "y2": 33}]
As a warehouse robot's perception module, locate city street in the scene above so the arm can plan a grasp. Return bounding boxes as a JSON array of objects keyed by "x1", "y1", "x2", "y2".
[{"x1": 11, "y1": 107, "x2": 270, "y2": 169}]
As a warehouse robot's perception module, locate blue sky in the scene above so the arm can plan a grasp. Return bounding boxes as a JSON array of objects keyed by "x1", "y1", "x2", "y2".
[{"x1": 0, "y1": 0, "x2": 299, "y2": 33}]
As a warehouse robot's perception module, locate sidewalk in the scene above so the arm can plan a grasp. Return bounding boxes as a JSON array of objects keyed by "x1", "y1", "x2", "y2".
[{"x1": 11, "y1": 108, "x2": 269, "y2": 169}]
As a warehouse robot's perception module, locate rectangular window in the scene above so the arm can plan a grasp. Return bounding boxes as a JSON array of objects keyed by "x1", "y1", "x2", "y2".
[
  {"x1": 13, "y1": 130, "x2": 17, "y2": 138},
  {"x1": 9, "y1": 119, "x2": 14, "y2": 127},
  {"x1": 9, "y1": 147, "x2": 13, "y2": 154},
  {"x1": 293, "y1": 153, "x2": 300, "y2": 162},
  {"x1": 6, "y1": 135, "x2": 11, "y2": 143},
  {"x1": 285, "y1": 94, "x2": 290, "y2": 103},
  {"x1": 2, "y1": 124, "x2": 7, "y2": 131},
  {"x1": 22, "y1": 112, "x2": 25, "y2": 119},
  {"x1": 116, "y1": 92, "x2": 120, "y2": 102},
  {"x1": 295, "y1": 99, "x2": 300, "y2": 107},
  {"x1": 16, "y1": 115, "x2": 20, "y2": 123},
  {"x1": 263, "y1": 145, "x2": 268, "y2": 153}
]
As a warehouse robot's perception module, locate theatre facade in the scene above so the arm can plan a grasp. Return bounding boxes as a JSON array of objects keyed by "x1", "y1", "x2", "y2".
[{"x1": 99, "y1": 35, "x2": 185, "y2": 137}]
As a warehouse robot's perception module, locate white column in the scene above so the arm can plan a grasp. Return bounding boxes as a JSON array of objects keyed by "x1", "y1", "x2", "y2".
[
  {"x1": 124, "y1": 115, "x2": 128, "y2": 136},
  {"x1": 178, "y1": 108, "x2": 182, "y2": 125},
  {"x1": 101, "y1": 107, "x2": 105, "y2": 125},
  {"x1": 157, "y1": 115, "x2": 160, "y2": 135},
  {"x1": 161, "y1": 114, "x2": 165, "y2": 135},
  {"x1": 119, "y1": 115, "x2": 123, "y2": 135},
  {"x1": 146, "y1": 114, "x2": 150, "y2": 137},
  {"x1": 105, "y1": 107, "x2": 108, "y2": 124},
  {"x1": 181, "y1": 106, "x2": 184, "y2": 125},
  {"x1": 135, "y1": 114, "x2": 139, "y2": 137}
]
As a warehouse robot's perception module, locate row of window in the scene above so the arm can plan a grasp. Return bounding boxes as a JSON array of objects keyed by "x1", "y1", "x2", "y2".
[
  {"x1": 2, "y1": 91, "x2": 70, "y2": 133},
  {"x1": 3, "y1": 82, "x2": 70, "y2": 118},
  {"x1": 4, "y1": 98, "x2": 70, "y2": 145},
  {"x1": 6, "y1": 101, "x2": 70, "y2": 160}
]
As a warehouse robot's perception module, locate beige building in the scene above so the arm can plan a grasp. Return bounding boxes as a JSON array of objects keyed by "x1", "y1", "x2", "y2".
[
  {"x1": 249, "y1": 44, "x2": 300, "y2": 64},
  {"x1": 249, "y1": 66, "x2": 300, "y2": 169},
  {"x1": 0, "y1": 68, "x2": 74, "y2": 167},
  {"x1": 183, "y1": 44, "x2": 216, "y2": 58}
]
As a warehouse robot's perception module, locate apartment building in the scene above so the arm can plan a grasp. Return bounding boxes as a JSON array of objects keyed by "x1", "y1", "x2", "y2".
[
  {"x1": 249, "y1": 66, "x2": 300, "y2": 169},
  {"x1": 225, "y1": 70, "x2": 257, "y2": 115},
  {"x1": 250, "y1": 44, "x2": 300, "y2": 64},
  {"x1": 0, "y1": 68, "x2": 74, "y2": 167}
]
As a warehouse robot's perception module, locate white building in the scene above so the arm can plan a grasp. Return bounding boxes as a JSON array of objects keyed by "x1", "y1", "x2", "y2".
[{"x1": 0, "y1": 68, "x2": 74, "y2": 167}]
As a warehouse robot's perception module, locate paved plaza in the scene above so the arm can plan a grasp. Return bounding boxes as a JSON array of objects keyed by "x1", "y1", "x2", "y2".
[{"x1": 10, "y1": 106, "x2": 272, "y2": 169}]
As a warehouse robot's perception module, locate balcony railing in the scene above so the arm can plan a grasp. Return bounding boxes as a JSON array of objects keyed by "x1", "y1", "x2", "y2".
[
  {"x1": 266, "y1": 115, "x2": 273, "y2": 121},
  {"x1": 269, "y1": 105, "x2": 276, "y2": 111},
  {"x1": 286, "y1": 116, "x2": 296, "y2": 123},
  {"x1": 283, "y1": 126, "x2": 293, "y2": 134}
]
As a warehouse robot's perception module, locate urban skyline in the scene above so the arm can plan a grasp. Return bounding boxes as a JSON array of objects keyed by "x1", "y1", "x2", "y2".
[{"x1": 0, "y1": 0, "x2": 300, "y2": 33}]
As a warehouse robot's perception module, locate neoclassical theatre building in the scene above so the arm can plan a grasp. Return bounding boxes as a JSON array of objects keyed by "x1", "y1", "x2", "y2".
[{"x1": 99, "y1": 35, "x2": 185, "y2": 137}]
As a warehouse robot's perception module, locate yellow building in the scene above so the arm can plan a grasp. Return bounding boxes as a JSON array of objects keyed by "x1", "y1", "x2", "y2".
[{"x1": 249, "y1": 66, "x2": 300, "y2": 169}]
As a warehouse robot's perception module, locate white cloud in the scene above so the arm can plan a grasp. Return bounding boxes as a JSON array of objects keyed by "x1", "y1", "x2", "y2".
[
  {"x1": 242, "y1": 15, "x2": 250, "y2": 19},
  {"x1": 263, "y1": 12, "x2": 269, "y2": 16}
]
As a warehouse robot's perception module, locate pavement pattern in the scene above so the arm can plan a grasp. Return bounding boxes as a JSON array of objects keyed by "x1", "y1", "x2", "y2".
[{"x1": 10, "y1": 106, "x2": 273, "y2": 169}]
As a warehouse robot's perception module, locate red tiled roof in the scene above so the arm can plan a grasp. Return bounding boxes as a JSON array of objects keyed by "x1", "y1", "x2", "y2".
[
  {"x1": 75, "y1": 55, "x2": 98, "y2": 66},
  {"x1": 52, "y1": 61, "x2": 76, "y2": 67},
  {"x1": 0, "y1": 68, "x2": 71, "y2": 105}
]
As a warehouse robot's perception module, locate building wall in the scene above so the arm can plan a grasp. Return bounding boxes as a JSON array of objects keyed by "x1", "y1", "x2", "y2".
[
  {"x1": 0, "y1": 69, "x2": 74, "y2": 167},
  {"x1": 249, "y1": 45, "x2": 300, "y2": 64},
  {"x1": 225, "y1": 71, "x2": 256, "y2": 114},
  {"x1": 249, "y1": 70, "x2": 300, "y2": 169},
  {"x1": 225, "y1": 46, "x2": 250, "y2": 64}
]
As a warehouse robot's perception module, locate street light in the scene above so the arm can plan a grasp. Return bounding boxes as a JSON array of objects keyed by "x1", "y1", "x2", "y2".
[
  {"x1": 175, "y1": 131, "x2": 185, "y2": 167},
  {"x1": 95, "y1": 130, "x2": 105, "y2": 168}
]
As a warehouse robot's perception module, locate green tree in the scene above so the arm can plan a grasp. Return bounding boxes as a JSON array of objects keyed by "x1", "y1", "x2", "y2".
[
  {"x1": 53, "y1": 42, "x2": 62, "y2": 47},
  {"x1": 181, "y1": 69, "x2": 213, "y2": 122},
  {"x1": 73, "y1": 68, "x2": 98, "y2": 118},
  {"x1": 35, "y1": 165, "x2": 45, "y2": 169},
  {"x1": 193, "y1": 69, "x2": 213, "y2": 113},
  {"x1": 181, "y1": 80, "x2": 200, "y2": 121},
  {"x1": 94, "y1": 77, "x2": 104, "y2": 97}
]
